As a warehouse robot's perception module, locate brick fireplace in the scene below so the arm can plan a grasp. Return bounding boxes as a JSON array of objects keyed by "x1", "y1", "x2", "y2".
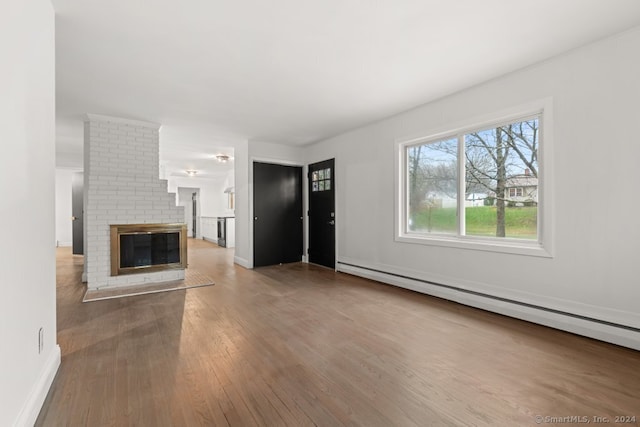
[{"x1": 83, "y1": 114, "x2": 185, "y2": 290}]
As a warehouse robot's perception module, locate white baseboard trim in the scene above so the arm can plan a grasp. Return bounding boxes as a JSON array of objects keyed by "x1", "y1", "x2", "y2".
[
  {"x1": 338, "y1": 262, "x2": 640, "y2": 351},
  {"x1": 55, "y1": 241, "x2": 72, "y2": 247},
  {"x1": 13, "y1": 344, "x2": 61, "y2": 427},
  {"x1": 234, "y1": 256, "x2": 251, "y2": 269},
  {"x1": 202, "y1": 236, "x2": 217, "y2": 244}
]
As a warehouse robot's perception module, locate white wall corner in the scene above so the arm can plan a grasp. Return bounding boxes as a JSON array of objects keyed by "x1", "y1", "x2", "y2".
[
  {"x1": 13, "y1": 345, "x2": 61, "y2": 427},
  {"x1": 233, "y1": 256, "x2": 251, "y2": 269}
]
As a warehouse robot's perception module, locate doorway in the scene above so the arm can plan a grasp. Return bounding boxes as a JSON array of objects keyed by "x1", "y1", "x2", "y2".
[
  {"x1": 71, "y1": 171, "x2": 83, "y2": 255},
  {"x1": 177, "y1": 187, "x2": 200, "y2": 238},
  {"x1": 308, "y1": 158, "x2": 335, "y2": 269},
  {"x1": 253, "y1": 162, "x2": 303, "y2": 267}
]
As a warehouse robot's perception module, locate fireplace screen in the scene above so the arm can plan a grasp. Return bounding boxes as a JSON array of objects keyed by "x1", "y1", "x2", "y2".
[{"x1": 110, "y1": 223, "x2": 187, "y2": 276}]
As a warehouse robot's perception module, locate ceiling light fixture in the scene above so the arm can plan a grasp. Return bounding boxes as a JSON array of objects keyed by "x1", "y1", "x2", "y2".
[
  {"x1": 216, "y1": 154, "x2": 230, "y2": 163},
  {"x1": 186, "y1": 170, "x2": 197, "y2": 177}
]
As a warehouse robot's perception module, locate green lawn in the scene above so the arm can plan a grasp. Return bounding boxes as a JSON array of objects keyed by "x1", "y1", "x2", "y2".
[{"x1": 410, "y1": 206, "x2": 537, "y2": 239}]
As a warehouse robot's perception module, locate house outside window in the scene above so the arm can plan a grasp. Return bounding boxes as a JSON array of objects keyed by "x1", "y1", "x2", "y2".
[
  {"x1": 505, "y1": 170, "x2": 537, "y2": 206},
  {"x1": 397, "y1": 102, "x2": 552, "y2": 257}
]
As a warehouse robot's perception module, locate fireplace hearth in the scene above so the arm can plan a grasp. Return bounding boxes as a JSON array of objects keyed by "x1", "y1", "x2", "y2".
[{"x1": 110, "y1": 223, "x2": 187, "y2": 276}]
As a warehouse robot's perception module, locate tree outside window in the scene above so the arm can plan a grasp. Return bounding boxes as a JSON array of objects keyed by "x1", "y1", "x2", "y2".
[{"x1": 406, "y1": 116, "x2": 539, "y2": 240}]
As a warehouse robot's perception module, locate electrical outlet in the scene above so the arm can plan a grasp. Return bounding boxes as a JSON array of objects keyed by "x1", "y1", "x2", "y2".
[{"x1": 38, "y1": 328, "x2": 44, "y2": 354}]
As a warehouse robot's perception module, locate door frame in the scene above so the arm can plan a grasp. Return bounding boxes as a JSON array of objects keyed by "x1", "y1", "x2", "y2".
[
  {"x1": 305, "y1": 156, "x2": 338, "y2": 271},
  {"x1": 177, "y1": 187, "x2": 200, "y2": 238},
  {"x1": 249, "y1": 156, "x2": 305, "y2": 269}
]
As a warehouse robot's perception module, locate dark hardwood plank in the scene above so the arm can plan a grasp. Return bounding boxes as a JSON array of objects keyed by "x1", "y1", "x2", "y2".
[{"x1": 36, "y1": 239, "x2": 640, "y2": 426}]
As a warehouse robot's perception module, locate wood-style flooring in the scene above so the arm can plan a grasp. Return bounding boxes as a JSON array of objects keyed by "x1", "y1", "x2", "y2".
[{"x1": 37, "y1": 239, "x2": 640, "y2": 426}]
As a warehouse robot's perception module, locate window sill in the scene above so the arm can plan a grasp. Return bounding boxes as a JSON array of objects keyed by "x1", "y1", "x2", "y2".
[{"x1": 395, "y1": 233, "x2": 553, "y2": 258}]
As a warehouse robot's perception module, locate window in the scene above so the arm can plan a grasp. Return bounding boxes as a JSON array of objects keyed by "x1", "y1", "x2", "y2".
[
  {"x1": 509, "y1": 188, "x2": 523, "y2": 198},
  {"x1": 311, "y1": 168, "x2": 331, "y2": 192},
  {"x1": 398, "y1": 107, "x2": 551, "y2": 256}
]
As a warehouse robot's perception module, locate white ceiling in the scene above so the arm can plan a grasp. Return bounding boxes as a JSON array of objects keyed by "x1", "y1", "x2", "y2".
[{"x1": 53, "y1": 0, "x2": 640, "y2": 178}]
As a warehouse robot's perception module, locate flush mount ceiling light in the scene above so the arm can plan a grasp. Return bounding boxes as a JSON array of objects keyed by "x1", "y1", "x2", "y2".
[
  {"x1": 186, "y1": 170, "x2": 197, "y2": 177},
  {"x1": 215, "y1": 154, "x2": 230, "y2": 163}
]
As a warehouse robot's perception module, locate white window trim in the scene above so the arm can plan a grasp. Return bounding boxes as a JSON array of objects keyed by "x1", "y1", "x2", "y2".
[
  {"x1": 508, "y1": 188, "x2": 524, "y2": 198},
  {"x1": 394, "y1": 98, "x2": 554, "y2": 258}
]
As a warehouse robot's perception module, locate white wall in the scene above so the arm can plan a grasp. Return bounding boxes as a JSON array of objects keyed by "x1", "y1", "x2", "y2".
[
  {"x1": 55, "y1": 169, "x2": 76, "y2": 246},
  {"x1": 306, "y1": 26, "x2": 640, "y2": 349},
  {"x1": 168, "y1": 176, "x2": 232, "y2": 217},
  {"x1": 0, "y1": 0, "x2": 60, "y2": 425},
  {"x1": 250, "y1": 140, "x2": 306, "y2": 164},
  {"x1": 233, "y1": 140, "x2": 250, "y2": 267}
]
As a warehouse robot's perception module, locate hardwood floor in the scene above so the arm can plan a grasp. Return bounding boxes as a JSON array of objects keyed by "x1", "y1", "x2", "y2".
[{"x1": 37, "y1": 239, "x2": 640, "y2": 426}]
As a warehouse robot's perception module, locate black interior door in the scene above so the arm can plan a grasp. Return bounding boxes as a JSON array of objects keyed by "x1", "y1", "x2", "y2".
[
  {"x1": 253, "y1": 162, "x2": 303, "y2": 267},
  {"x1": 71, "y1": 171, "x2": 84, "y2": 255},
  {"x1": 308, "y1": 159, "x2": 335, "y2": 269},
  {"x1": 192, "y1": 192, "x2": 197, "y2": 238}
]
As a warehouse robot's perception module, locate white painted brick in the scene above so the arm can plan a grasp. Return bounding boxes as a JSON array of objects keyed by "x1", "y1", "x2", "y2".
[{"x1": 84, "y1": 116, "x2": 184, "y2": 289}]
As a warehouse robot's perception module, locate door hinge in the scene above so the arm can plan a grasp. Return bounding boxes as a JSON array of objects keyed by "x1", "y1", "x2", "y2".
[{"x1": 307, "y1": 210, "x2": 309, "y2": 216}]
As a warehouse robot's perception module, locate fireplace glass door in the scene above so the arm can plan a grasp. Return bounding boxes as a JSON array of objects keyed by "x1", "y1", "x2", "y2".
[
  {"x1": 120, "y1": 232, "x2": 181, "y2": 268},
  {"x1": 110, "y1": 223, "x2": 187, "y2": 276}
]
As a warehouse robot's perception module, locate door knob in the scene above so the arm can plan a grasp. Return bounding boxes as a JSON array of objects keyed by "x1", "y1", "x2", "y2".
[
  {"x1": 254, "y1": 216, "x2": 258, "y2": 220},
  {"x1": 328, "y1": 220, "x2": 335, "y2": 225},
  {"x1": 71, "y1": 216, "x2": 77, "y2": 221}
]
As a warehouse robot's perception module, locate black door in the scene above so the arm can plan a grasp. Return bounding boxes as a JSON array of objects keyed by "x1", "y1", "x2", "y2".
[
  {"x1": 71, "y1": 171, "x2": 84, "y2": 255},
  {"x1": 192, "y1": 192, "x2": 197, "y2": 238},
  {"x1": 308, "y1": 159, "x2": 335, "y2": 269},
  {"x1": 253, "y1": 162, "x2": 303, "y2": 267}
]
